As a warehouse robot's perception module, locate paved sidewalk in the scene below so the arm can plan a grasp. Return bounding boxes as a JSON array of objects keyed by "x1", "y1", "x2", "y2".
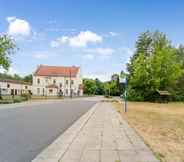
[{"x1": 33, "y1": 102, "x2": 159, "y2": 162}]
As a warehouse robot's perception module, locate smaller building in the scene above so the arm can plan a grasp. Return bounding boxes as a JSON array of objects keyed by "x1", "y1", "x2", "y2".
[{"x1": 0, "y1": 79, "x2": 32, "y2": 96}]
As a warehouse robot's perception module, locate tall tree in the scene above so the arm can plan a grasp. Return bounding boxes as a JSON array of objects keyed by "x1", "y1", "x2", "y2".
[
  {"x1": 83, "y1": 79, "x2": 97, "y2": 95},
  {"x1": 0, "y1": 34, "x2": 16, "y2": 99},
  {"x1": 0, "y1": 34, "x2": 16, "y2": 70},
  {"x1": 23, "y1": 74, "x2": 33, "y2": 83},
  {"x1": 128, "y1": 31, "x2": 183, "y2": 101},
  {"x1": 95, "y1": 78, "x2": 104, "y2": 95},
  {"x1": 174, "y1": 45, "x2": 184, "y2": 100}
]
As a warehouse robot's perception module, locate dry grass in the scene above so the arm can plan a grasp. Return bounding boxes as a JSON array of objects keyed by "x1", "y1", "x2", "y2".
[{"x1": 113, "y1": 101, "x2": 184, "y2": 162}]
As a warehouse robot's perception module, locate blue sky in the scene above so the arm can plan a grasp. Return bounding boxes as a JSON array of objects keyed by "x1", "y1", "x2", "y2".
[{"x1": 0, "y1": 0, "x2": 184, "y2": 81}]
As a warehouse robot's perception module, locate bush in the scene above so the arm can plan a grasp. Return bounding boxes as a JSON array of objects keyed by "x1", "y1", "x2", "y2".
[
  {"x1": 127, "y1": 88, "x2": 144, "y2": 101},
  {"x1": 104, "y1": 95, "x2": 112, "y2": 98},
  {"x1": 0, "y1": 99, "x2": 14, "y2": 104},
  {"x1": 0, "y1": 95, "x2": 29, "y2": 104},
  {"x1": 13, "y1": 98, "x2": 23, "y2": 103},
  {"x1": 21, "y1": 93, "x2": 31, "y2": 100},
  {"x1": 13, "y1": 96, "x2": 27, "y2": 103}
]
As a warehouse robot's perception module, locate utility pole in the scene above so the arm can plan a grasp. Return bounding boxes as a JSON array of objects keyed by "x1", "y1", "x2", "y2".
[{"x1": 70, "y1": 68, "x2": 72, "y2": 98}]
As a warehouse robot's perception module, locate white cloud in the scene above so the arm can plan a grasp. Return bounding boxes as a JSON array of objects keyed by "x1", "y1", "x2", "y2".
[
  {"x1": 84, "y1": 73, "x2": 112, "y2": 82},
  {"x1": 50, "y1": 40, "x2": 60, "y2": 48},
  {"x1": 0, "y1": 67, "x2": 19, "y2": 75},
  {"x1": 6, "y1": 16, "x2": 31, "y2": 36},
  {"x1": 84, "y1": 48, "x2": 114, "y2": 58},
  {"x1": 33, "y1": 52, "x2": 49, "y2": 59},
  {"x1": 59, "y1": 36, "x2": 69, "y2": 43},
  {"x1": 69, "y1": 31, "x2": 102, "y2": 47},
  {"x1": 51, "y1": 30, "x2": 103, "y2": 48},
  {"x1": 83, "y1": 54, "x2": 94, "y2": 60},
  {"x1": 6, "y1": 16, "x2": 16, "y2": 22},
  {"x1": 120, "y1": 47, "x2": 134, "y2": 56},
  {"x1": 109, "y1": 32, "x2": 118, "y2": 37}
]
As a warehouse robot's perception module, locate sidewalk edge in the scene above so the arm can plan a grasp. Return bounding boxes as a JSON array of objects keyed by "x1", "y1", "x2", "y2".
[{"x1": 32, "y1": 103, "x2": 99, "y2": 162}]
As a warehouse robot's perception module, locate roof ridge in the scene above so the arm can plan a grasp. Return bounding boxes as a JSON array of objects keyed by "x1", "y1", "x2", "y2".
[
  {"x1": 34, "y1": 65, "x2": 80, "y2": 77},
  {"x1": 39, "y1": 65, "x2": 79, "y2": 68}
]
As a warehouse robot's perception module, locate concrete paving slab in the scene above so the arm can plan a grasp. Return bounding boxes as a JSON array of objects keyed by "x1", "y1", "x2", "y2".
[{"x1": 32, "y1": 102, "x2": 159, "y2": 162}]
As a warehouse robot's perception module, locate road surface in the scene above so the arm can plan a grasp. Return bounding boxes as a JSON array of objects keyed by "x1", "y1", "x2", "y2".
[{"x1": 0, "y1": 99, "x2": 97, "y2": 162}]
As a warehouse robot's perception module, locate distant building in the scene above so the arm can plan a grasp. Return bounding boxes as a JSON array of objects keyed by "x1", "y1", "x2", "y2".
[
  {"x1": 0, "y1": 79, "x2": 32, "y2": 95},
  {"x1": 32, "y1": 65, "x2": 83, "y2": 96}
]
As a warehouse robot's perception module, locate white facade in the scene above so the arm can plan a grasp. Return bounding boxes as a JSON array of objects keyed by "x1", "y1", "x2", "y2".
[
  {"x1": 0, "y1": 80, "x2": 32, "y2": 96},
  {"x1": 32, "y1": 66, "x2": 83, "y2": 97}
]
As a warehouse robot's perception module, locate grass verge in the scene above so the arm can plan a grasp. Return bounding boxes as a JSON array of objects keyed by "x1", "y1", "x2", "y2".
[{"x1": 113, "y1": 101, "x2": 184, "y2": 162}]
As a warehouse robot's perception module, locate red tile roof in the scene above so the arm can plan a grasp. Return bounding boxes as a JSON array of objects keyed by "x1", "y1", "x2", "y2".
[{"x1": 34, "y1": 65, "x2": 80, "y2": 77}]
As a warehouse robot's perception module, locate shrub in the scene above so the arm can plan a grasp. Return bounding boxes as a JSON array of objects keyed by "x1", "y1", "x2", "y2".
[
  {"x1": 127, "y1": 88, "x2": 144, "y2": 101},
  {"x1": 21, "y1": 93, "x2": 31, "y2": 100},
  {"x1": 104, "y1": 95, "x2": 112, "y2": 98},
  {"x1": 0, "y1": 99, "x2": 14, "y2": 104},
  {"x1": 13, "y1": 96, "x2": 28, "y2": 103}
]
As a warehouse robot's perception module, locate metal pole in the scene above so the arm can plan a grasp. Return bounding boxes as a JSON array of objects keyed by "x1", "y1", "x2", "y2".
[
  {"x1": 0, "y1": 86, "x2": 2, "y2": 100},
  {"x1": 70, "y1": 68, "x2": 72, "y2": 99},
  {"x1": 124, "y1": 77, "x2": 128, "y2": 112}
]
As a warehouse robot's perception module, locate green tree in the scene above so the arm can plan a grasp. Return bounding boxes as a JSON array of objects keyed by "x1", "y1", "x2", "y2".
[
  {"x1": 95, "y1": 78, "x2": 104, "y2": 95},
  {"x1": 0, "y1": 34, "x2": 16, "y2": 99},
  {"x1": 127, "y1": 31, "x2": 152, "y2": 75},
  {"x1": 0, "y1": 34, "x2": 16, "y2": 70},
  {"x1": 104, "y1": 82, "x2": 111, "y2": 96},
  {"x1": 128, "y1": 31, "x2": 183, "y2": 101},
  {"x1": 23, "y1": 74, "x2": 32, "y2": 83},
  {"x1": 104, "y1": 80, "x2": 120, "y2": 96},
  {"x1": 83, "y1": 79, "x2": 97, "y2": 95},
  {"x1": 13, "y1": 74, "x2": 22, "y2": 80},
  {"x1": 173, "y1": 45, "x2": 184, "y2": 100}
]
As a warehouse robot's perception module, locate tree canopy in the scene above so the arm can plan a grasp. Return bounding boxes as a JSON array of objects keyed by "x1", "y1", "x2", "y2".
[
  {"x1": 83, "y1": 75, "x2": 120, "y2": 96},
  {"x1": 0, "y1": 34, "x2": 16, "y2": 70},
  {"x1": 0, "y1": 73, "x2": 32, "y2": 83},
  {"x1": 127, "y1": 31, "x2": 183, "y2": 101}
]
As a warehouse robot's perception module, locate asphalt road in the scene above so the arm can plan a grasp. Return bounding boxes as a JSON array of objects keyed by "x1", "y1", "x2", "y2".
[{"x1": 0, "y1": 100, "x2": 96, "y2": 162}]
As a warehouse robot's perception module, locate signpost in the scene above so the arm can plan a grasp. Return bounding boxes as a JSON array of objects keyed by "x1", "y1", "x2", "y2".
[
  {"x1": 124, "y1": 77, "x2": 128, "y2": 112},
  {"x1": 120, "y1": 74, "x2": 128, "y2": 113}
]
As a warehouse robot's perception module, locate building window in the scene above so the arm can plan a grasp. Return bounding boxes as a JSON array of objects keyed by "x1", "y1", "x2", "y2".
[
  {"x1": 7, "y1": 84, "x2": 10, "y2": 88},
  {"x1": 66, "y1": 80, "x2": 68, "y2": 85},
  {"x1": 71, "y1": 80, "x2": 74, "y2": 85},
  {"x1": 37, "y1": 88, "x2": 40, "y2": 95},
  {"x1": 60, "y1": 83, "x2": 62, "y2": 88},
  {"x1": 45, "y1": 79, "x2": 48, "y2": 83},
  {"x1": 49, "y1": 89, "x2": 53, "y2": 93},
  {"x1": 43, "y1": 88, "x2": 45, "y2": 96},
  {"x1": 25, "y1": 86, "x2": 28, "y2": 89},
  {"x1": 66, "y1": 89, "x2": 68, "y2": 95},
  {"x1": 37, "y1": 78, "x2": 40, "y2": 84},
  {"x1": 53, "y1": 79, "x2": 56, "y2": 84}
]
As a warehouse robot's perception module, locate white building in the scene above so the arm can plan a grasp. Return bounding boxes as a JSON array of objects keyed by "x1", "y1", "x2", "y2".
[
  {"x1": 32, "y1": 65, "x2": 83, "y2": 96},
  {"x1": 0, "y1": 79, "x2": 32, "y2": 96}
]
